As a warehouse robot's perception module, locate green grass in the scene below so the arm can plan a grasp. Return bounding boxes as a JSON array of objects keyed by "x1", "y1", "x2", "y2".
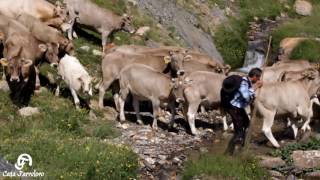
[
  {"x1": 290, "y1": 39, "x2": 320, "y2": 62},
  {"x1": 182, "y1": 153, "x2": 269, "y2": 180},
  {"x1": 0, "y1": 90, "x2": 138, "y2": 179},
  {"x1": 272, "y1": 138, "x2": 320, "y2": 165}
]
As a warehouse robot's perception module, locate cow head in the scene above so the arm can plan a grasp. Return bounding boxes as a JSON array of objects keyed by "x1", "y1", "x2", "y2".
[
  {"x1": 0, "y1": 57, "x2": 33, "y2": 82},
  {"x1": 170, "y1": 76, "x2": 185, "y2": 104},
  {"x1": 301, "y1": 69, "x2": 320, "y2": 96},
  {"x1": 165, "y1": 50, "x2": 192, "y2": 76},
  {"x1": 59, "y1": 38, "x2": 75, "y2": 56},
  {"x1": 79, "y1": 75, "x2": 93, "y2": 97},
  {"x1": 121, "y1": 14, "x2": 135, "y2": 34},
  {"x1": 40, "y1": 43, "x2": 59, "y2": 67}
]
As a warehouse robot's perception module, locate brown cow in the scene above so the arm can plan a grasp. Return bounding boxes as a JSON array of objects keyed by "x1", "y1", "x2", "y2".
[
  {"x1": 0, "y1": 0, "x2": 68, "y2": 30},
  {"x1": 64, "y1": 0, "x2": 135, "y2": 52},
  {"x1": 118, "y1": 63, "x2": 184, "y2": 129}
]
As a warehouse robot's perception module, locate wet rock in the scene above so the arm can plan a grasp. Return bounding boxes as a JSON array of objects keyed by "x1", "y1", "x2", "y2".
[
  {"x1": 18, "y1": 107, "x2": 40, "y2": 117},
  {"x1": 258, "y1": 155, "x2": 286, "y2": 169},
  {"x1": 80, "y1": 45, "x2": 90, "y2": 52},
  {"x1": 269, "y1": 170, "x2": 284, "y2": 179},
  {"x1": 92, "y1": 49, "x2": 103, "y2": 56},
  {"x1": 135, "y1": 26, "x2": 150, "y2": 36},
  {"x1": 0, "y1": 80, "x2": 9, "y2": 92},
  {"x1": 294, "y1": 0, "x2": 312, "y2": 16},
  {"x1": 0, "y1": 156, "x2": 16, "y2": 173},
  {"x1": 304, "y1": 171, "x2": 320, "y2": 180},
  {"x1": 292, "y1": 150, "x2": 320, "y2": 169}
]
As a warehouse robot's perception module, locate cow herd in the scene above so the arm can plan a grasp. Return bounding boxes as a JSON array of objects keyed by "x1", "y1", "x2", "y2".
[{"x1": 0, "y1": 0, "x2": 319, "y2": 149}]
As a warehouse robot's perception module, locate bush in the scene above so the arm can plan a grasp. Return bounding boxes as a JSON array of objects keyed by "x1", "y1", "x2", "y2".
[
  {"x1": 182, "y1": 153, "x2": 269, "y2": 180},
  {"x1": 290, "y1": 39, "x2": 320, "y2": 62}
]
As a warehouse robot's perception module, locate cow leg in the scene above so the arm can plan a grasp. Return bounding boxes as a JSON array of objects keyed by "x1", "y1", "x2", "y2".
[
  {"x1": 98, "y1": 79, "x2": 113, "y2": 109},
  {"x1": 291, "y1": 124, "x2": 298, "y2": 139},
  {"x1": 2, "y1": 66, "x2": 5, "y2": 80},
  {"x1": 187, "y1": 101, "x2": 200, "y2": 135},
  {"x1": 168, "y1": 101, "x2": 176, "y2": 128},
  {"x1": 70, "y1": 88, "x2": 80, "y2": 108},
  {"x1": 113, "y1": 94, "x2": 120, "y2": 112},
  {"x1": 132, "y1": 97, "x2": 143, "y2": 124},
  {"x1": 151, "y1": 99, "x2": 160, "y2": 130},
  {"x1": 261, "y1": 110, "x2": 279, "y2": 148},
  {"x1": 222, "y1": 116, "x2": 228, "y2": 131},
  {"x1": 35, "y1": 67, "x2": 40, "y2": 90},
  {"x1": 55, "y1": 85, "x2": 60, "y2": 96},
  {"x1": 119, "y1": 89, "x2": 129, "y2": 122},
  {"x1": 102, "y1": 31, "x2": 110, "y2": 53}
]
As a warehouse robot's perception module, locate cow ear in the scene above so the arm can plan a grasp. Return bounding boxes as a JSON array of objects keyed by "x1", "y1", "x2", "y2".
[
  {"x1": 164, "y1": 56, "x2": 171, "y2": 64},
  {"x1": 0, "y1": 58, "x2": 8, "y2": 66},
  {"x1": 39, "y1": 44, "x2": 47, "y2": 52},
  {"x1": 184, "y1": 55, "x2": 192, "y2": 61}
]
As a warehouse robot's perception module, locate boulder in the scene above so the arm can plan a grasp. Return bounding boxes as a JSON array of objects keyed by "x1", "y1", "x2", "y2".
[
  {"x1": 258, "y1": 155, "x2": 286, "y2": 169},
  {"x1": 294, "y1": 0, "x2": 313, "y2": 16},
  {"x1": 135, "y1": 26, "x2": 150, "y2": 36},
  {"x1": 92, "y1": 49, "x2": 103, "y2": 56},
  {"x1": 18, "y1": 107, "x2": 40, "y2": 117},
  {"x1": 304, "y1": 171, "x2": 320, "y2": 180},
  {"x1": 80, "y1": 45, "x2": 90, "y2": 52},
  {"x1": 268, "y1": 170, "x2": 284, "y2": 179},
  {"x1": 0, "y1": 80, "x2": 9, "y2": 92},
  {"x1": 292, "y1": 150, "x2": 320, "y2": 169}
]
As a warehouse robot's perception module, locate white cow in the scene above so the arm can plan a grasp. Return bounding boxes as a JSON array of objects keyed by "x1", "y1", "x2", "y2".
[{"x1": 57, "y1": 54, "x2": 92, "y2": 108}]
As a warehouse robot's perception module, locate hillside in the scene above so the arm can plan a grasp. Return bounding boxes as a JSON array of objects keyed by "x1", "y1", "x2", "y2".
[{"x1": 0, "y1": 0, "x2": 320, "y2": 179}]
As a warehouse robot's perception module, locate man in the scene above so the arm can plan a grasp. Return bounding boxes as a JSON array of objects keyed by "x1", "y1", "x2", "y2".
[{"x1": 221, "y1": 68, "x2": 263, "y2": 154}]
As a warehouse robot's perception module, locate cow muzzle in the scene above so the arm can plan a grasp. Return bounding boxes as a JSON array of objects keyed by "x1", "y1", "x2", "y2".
[
  {"x1": 50, "y1": 63, "x2": 58, "y2": 68},
  {"x1": 10, "y1": 76, "x2": 20, "y2": 82},
  {"x1": 177, "y1": 70, "x2": 185, "y2": 76},
  {"x1": 176, "y1": 98, "x2": 185, "y2": 103}
]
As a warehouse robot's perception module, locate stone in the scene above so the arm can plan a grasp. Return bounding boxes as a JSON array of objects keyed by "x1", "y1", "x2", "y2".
[
  {"x1": 258, "y1": 155, "x2": 286, "y2": 169},
  {"x1": 102, "y1": 106, "x2": 118, "y2": 121},
  {"x1": 294, "y1": 0, "x2": 313, "y2": 16},
  {"x1": 18, "y1": 107, "x2": 40, "y2": 117},
  {"x1": 135, "y1": 26, "x2": 150, "y2": 36},
  {"x1": 92, "y1": 49, "x2": 103, "y2": 56},
  {"x1": 89, "y1": 110, "x2": 98, "y2": 121},
  {"x1": 80, "y1": 46, "x2": 90, "y2": 52},
  {"x1": 127, "y1": 0, "x2": 137, "y2": 6},
  {"x1": 304, "y1": 171, "x2": 320, "y2": 179},
  {"x1": 0, "y1": 80, "x2": 9, "y2": 92},
  {"x1": 292, "y1": 150, "x2": 320, "y2": 169},
  {"x1": 268, "y1": 170, "x2": 284, "y2": 179}
]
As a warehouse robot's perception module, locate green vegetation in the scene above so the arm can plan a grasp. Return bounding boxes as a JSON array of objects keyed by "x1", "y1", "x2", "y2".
[
  {"x1": 272, "y1": 4, "x2": 320, "y2": 52},
  {"x1": 182, "y1": 153, "x2": 269, "y2": 180},
  {"x1": 0, "y1": 90, "x2": 138, "y2": 179},
  {"x1": 213, "y1": 0, "x2": 293, "y2": 68},
  {"x1": 272, "y1": 138, "x2": 320, "y2": 165},
  {"x1": 290, "y1": 39, "x2": 320, "y2": 62}
]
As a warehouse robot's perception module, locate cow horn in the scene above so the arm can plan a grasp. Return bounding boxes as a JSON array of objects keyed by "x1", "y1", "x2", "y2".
[
  {"x1": 22, "y1": 59, "x2": 33, "y2": 67},
  {"x1": 184, "y1": 55, "x2": 192, "y2": 61},
  {"x1": 0, "y1": 58, "x2": 8, "y2": 66}
]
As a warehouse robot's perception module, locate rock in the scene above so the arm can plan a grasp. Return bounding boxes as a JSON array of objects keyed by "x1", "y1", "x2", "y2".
[
  {"x1": 127, "y1": 0, "x2": 137, "y2": 6},
  {"x1": 135, "y1": 26, "x2": 150, "y2": 36},
  {"x1": 304, "y1": 171, "x2": 320, "y2": 179},
  {"x1": 102, "y1": 106, "x2": 118, "y2": 121},
  {"x1": 80, "y1": 46, "x2": 90, "y2": 52},
  {"x1": 258, "y1": 155, "x2": 286, "y2": 169},
  {"x1": 268, "y1": 170, "x2": 284, "y2": 179},
  {"x1": 294, "y1": 0, "x2": 312, "y2": 16},
  {"x1": 292, "y1": 150, "x2": 320, "y2": 169},
  {"x1": 199, "y1": 147, "x2": 208, "y2": 153},
  {"x1": 92, "y1": 49, "x2": 103, "y2": 56},
  {"x1": 278, "y1": 37, "x2": 307, "y2": 61},
  {"x1": 18, "y1": 107, "x2": 40, "y2": 117},
  {"x1": 0, "y1": 80, "x2": 9, "y2": 92},
  {"x1": 286, "y1": 174, "x2": 296, "y2": 180},
  {"x1": 89, "y1": 110, "x2": 98, "y2": 121}
]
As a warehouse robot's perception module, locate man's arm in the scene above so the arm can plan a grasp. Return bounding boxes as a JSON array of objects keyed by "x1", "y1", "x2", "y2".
[{"x1": 239, "y1": 80, "x2": 255, "y2": 103}]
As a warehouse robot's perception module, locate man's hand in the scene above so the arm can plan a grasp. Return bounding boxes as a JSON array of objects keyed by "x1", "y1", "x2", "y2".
[{"x1": 254, "y1": 80, "x2": 263, "y2": 90}]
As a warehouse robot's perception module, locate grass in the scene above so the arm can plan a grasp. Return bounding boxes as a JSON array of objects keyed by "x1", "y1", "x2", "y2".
[
  {"x1": 0, "y1": 89, "x2": 138, "y2": 179},
  {"x1": 182, "y1": 153, "x2": 269, "y2": 180},
  {"x1": 290, "y1": 39, "x2": 320, "y2": 62},
  {"x1": 272, "y1": 138, "x2": 320, "y2": 165}
]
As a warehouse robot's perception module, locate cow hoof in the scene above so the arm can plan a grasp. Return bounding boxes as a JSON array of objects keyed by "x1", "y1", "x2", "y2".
[{"x1": 152, "y1": 125, "x2": 158, "y2": 130}]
